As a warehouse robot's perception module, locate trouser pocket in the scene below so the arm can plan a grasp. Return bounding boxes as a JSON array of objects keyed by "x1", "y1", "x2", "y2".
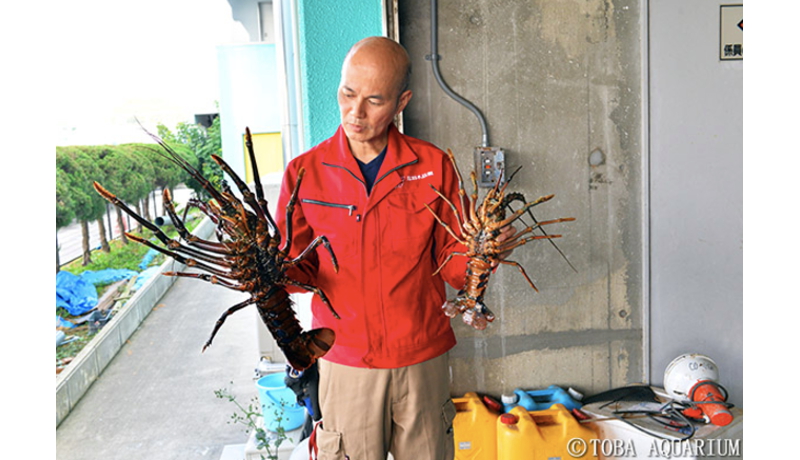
[{"x1": 313, "y1": 422, "x2": 347, "y2": 460}]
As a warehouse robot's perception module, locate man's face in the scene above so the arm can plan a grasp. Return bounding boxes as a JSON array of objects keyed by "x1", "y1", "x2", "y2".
[{"x1": 338, "y1": 58, "x2": 411, "y2": 151}]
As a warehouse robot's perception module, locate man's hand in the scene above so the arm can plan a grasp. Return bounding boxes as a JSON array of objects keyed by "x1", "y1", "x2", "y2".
[{"x1": 492, "y1": 225, "x2": 517, "y2": 267}]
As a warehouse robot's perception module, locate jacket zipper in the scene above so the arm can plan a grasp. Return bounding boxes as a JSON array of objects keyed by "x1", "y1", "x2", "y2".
[
  {"x1": 374, "y1": 159, "x2": 418, "y2": 187},
  {"x1": 301, "y1": 199, "x2": 357, "y2": 216}
]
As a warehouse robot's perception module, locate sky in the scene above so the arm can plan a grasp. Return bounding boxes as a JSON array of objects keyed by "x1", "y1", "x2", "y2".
[{"x1": 52, "y1": 0, "x2": 248, "y2": 146}]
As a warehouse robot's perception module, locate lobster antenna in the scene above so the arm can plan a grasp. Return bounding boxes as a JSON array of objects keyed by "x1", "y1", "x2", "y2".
[
  {"x1": 503, "y1": 164, "x2": 577, "y2": 273},
  {"x1": 514, "y1": 203, "x2": 578, "y2": 273},
  {"x1": 244, "y1": 127, "x2": 265, "y2": 203},
  {"x1": 134, "y1": 118, "x2": 228, "y2": 206}
]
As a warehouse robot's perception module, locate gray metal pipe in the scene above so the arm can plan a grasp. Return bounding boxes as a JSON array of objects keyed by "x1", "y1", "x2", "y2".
[
  {"x1": 154, "y1": 215, "x2": 173, "y2": 227},
  {"x1": 429, "y1": 0, "x2": 490, "y2": 147}
]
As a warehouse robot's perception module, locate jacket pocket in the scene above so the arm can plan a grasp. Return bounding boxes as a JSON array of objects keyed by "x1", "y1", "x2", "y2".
[
  {"x1": 301, "y1": 198, "x2": 359, "y2": 259},
  {"x1": 386, "y1": 189, "x2": 441, "y2": 248}
]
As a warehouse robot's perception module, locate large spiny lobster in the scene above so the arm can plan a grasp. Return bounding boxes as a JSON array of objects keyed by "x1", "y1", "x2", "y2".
[
  {"x1": 93, "y1": 127, "x2": 339, "y2": 371},
  {"x1": 425, "y1": 149, "x2": 576, "y2": 330}
]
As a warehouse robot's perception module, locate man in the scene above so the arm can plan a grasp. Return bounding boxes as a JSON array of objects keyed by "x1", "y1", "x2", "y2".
[{"x1": 276, "y1": 36, "x2": 508, "y2": 460}]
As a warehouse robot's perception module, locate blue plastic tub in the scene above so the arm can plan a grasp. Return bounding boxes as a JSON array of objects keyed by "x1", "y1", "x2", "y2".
[{"x1": 256, "y1": 373, "x2": 306, "y2": 432}]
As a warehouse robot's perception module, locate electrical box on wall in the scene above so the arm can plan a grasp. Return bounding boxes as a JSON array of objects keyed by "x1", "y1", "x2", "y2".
[{"x1": 474, "y1": 146, "x2": 505, "y2": 188}]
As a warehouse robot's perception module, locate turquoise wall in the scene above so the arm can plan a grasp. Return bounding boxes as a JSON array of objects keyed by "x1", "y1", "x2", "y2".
[{"x1": 296, "y1": 0, "x2": 384, "y2": 149}]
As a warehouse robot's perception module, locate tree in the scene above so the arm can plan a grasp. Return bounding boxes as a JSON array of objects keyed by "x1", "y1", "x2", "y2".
[
  {"x1": 79, "y1": 146, "x2": 116, "y2": 253},
  {"x1": 97, "y1": 146, "x2": 154, "y2": 243},
  {"x1": 56, "y1": 146, "x2": 107, "y2": 266},
  {"x1": 55, "y1": 116, "x2": 222, "y2": 267},
  {"x1": 56, "y1": 167, "x2": 76, "y2": 272}
]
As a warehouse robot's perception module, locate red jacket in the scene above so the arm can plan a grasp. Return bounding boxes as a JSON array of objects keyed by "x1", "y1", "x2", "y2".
[{"x1": 276, "y1": 124, "x2": 469, "y2": 368}]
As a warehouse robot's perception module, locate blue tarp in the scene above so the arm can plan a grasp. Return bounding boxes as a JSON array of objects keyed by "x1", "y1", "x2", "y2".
[
  {"x1": 138, "y1": 248, "x2": 159, "y2": 270},
  {"x1": 57, "y1": 248, "x2": 161, "y2": 318},
  {"x1": 56, "y1": 269, "x2": 138, "y2": 317},
  {"x1": 79, "y1": 269, "x2": 139, "y2": 286},
  {"x1": 57, "y1": 315, "x2": 75, "y2": 329},
  {"x1": 56, "y1": 271, "x2": 99, "y2": 316},
  {"x1": 81, "y1": 268, "x2": 136, "y2": 286},
  {"x1": 134, "y1": 266, "x2": 162, "y2": 290}
]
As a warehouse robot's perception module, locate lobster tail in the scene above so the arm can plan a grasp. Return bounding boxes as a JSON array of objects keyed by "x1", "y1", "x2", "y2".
[
  {"x1": 305, "y1": 327, "x2": 336, "y2": 356},
  {"x1": 284, "y1": 327, "x2": 336, "y2": 371}
]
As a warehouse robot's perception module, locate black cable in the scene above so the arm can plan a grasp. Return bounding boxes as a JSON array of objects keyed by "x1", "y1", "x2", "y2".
[{"x1": 609, "y1": 401, "x2": 696, "y2": 441}]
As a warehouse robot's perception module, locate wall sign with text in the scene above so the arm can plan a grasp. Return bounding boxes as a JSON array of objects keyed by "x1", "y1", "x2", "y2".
[{"x1": 720, "y1": 5, "x2": 743, "y2": 60}]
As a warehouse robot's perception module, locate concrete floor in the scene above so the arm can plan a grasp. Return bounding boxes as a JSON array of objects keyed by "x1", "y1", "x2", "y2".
[{"x1": 56, "y1": 273, "x2": 266, "y2": 460}]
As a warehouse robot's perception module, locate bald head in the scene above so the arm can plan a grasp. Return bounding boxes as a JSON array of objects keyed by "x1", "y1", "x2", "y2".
[
  {"x1": 342, "y1": 36, "x2": 412, "y2": 98},
  {"x1": 337, "y1": 37, "x2": 414, "y2": 159}
]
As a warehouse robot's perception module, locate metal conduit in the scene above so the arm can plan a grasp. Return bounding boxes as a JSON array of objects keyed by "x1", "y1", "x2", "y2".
[{"x1": 428, "y1": 0, "x2": 490, "y2": 147}]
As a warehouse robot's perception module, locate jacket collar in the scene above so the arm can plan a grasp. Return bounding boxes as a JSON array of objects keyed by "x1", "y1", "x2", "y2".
[{"x1": 322, "y1": 124, "x2": 419, "y2": 205}]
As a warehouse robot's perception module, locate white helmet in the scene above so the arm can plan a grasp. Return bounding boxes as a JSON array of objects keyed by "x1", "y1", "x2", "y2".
[{"x1": 663, "y1": 353, "x2": 720, "y2": 401}]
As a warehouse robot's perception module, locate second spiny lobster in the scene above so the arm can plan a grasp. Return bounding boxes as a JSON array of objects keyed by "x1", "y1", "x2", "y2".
[
  {"x1": 94, "y1": 127, "x2": 339, "y2": 371},
  {"x1": 425, "y1": 149, "x2": 576, "y2": 330}
]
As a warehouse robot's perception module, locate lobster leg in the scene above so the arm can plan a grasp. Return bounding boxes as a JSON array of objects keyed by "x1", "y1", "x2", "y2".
[
  {"x1": 125, "y1": 233, "x2": 234, "y2": 279},
  {"x1": 284, "y1": 235, "x2": 339, "y2": 274},
  {"x1": 497, "y1": 258, "x2": 540, "y2": 292},
  {"x1": 162, "y1": 198, "x2": 232, "y2": 255},
  {"x1": 283, "y1": 279, "x2": 341, "y2": 319},
  {"x1": 94, "y1": 182, "x2": 176, "y2": 247},
  {"x1": 211, "y1": 154, "x2": 273, "y2": 236},
  {"x1": 480, "y1": 166, "x2": 520, "y2": 222},
  {"x1": 424, "y1": 203, "x2": 468, "y2": 245},
  {"x1": 203, "y1": 297, "x2": 256, "y2": 351},
  {"x1": 281, "y1": 168, "x2": 306, "y2": 256},
  {"x1": 493, "y1": 195, "x2": 555, "y2": 229},
  {"x1": 162, "y1": 189, "x2": 196, "y2": 241},
  {"x1": 97, "y1": 182, "x2": 231, "y2": 256},
  {"x1": 468, "y1": 171, "x2": 481, "y2": 224},
  {"x1": 494, "y1": 217, "x2": 575, "y2": 252},
  {"x1": 443, "y1": 149, "x2": 472, "y2": 226},
  {"x1": 187, "y1": 198, "x2": 221, "y2": 225},
  {"x1": 162, "y1": 271, "x2": 244, "y2": 290},
  {"x1": 432, "y1": 251, "x2": 470, "y2": 277},
  {"x1": 496, "y1": 233, "x2": 563, "y2": 254}
]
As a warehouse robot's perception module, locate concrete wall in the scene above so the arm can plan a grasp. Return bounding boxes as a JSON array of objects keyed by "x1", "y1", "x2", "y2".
[{"x1": 399, "y1": 0, "x2": 645, "y2": 398}]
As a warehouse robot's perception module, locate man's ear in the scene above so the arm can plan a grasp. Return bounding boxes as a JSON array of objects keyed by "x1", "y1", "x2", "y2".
[{"x1": 396, "y1": 90, "x2": 413, "y2": 115}]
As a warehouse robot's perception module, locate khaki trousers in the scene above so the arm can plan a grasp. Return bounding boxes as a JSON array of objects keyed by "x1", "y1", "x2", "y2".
[{"x1": 314, "y1": 353, "x2": 456, "y2": 460}]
